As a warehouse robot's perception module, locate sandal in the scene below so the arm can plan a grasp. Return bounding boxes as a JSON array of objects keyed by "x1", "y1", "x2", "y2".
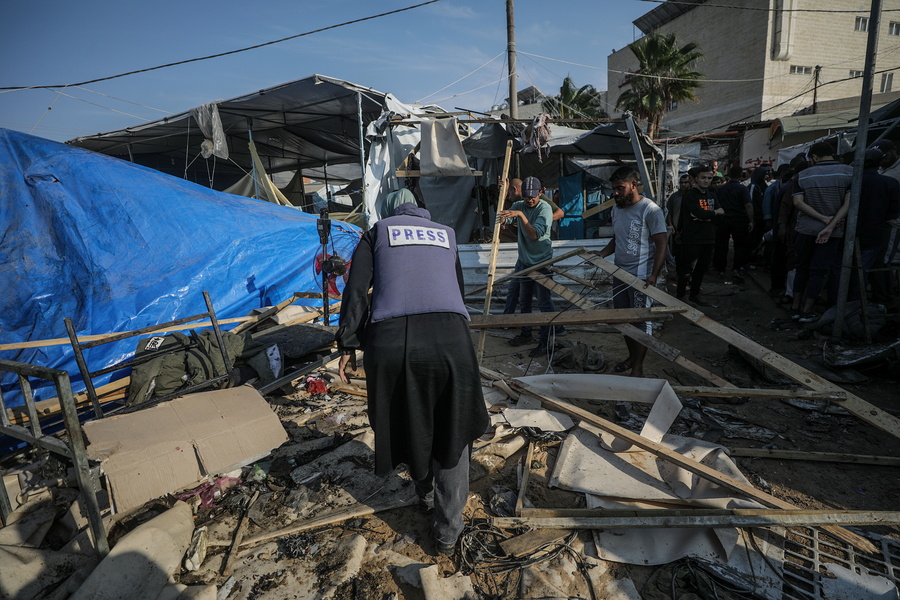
[{"x1": 613, "y1": 360, "x2": 632, "y2": 373}]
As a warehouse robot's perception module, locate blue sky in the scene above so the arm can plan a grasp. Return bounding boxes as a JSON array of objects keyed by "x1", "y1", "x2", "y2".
[{"x1": 0, "y1": 0, "x2": 651, "y2": 142}]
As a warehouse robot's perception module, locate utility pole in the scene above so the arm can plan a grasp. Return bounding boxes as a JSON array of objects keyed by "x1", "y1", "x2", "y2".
[
  {"x1": 812, "y1": 65, "x2": 821, "y2": 114},
  {"x1": 833, "y1": 0, "x2": 881, "y2": 340},
  {"x1": 506, "y1": 0, "x2": 518, "y2": 119}
]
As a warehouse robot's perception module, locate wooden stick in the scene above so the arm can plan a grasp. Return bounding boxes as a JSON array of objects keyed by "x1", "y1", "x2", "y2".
[
  {"x1": 6, "y1": 377, "x2": 131, "y2": 426},
  {"x1": 468, "y1": 307, "x2": 679, "y2": 329},
  {"x1": 727, "y1": 448, "x2": 900, "y2": 466},
  {"x1": 579, "y1": 252, "x2": 900, "y2": 441},
  {"x1": 671, "y1": 386, "x2": 846, "y2": 400},
  {"x1": 493, "y1": 510, "x2": 900, "y2": 530},
  {"x1": 0, "y1": 318, "x2": 250, "y2": 351},
  {"x1": 240, "y1": 495, "x2": 418, "y2": 548},
  {"x1": 477, "y1": 141, "x2": 514, "y2": 362},
  {"x1": 508, "y1": 378, "x2": 877, "y2": 554},
  {"x1": 530, "y1": 273, "x2": 731, "y2": 387},
  {"x1": 221, "y1": 490, "x2": 259, "y2": 576}
]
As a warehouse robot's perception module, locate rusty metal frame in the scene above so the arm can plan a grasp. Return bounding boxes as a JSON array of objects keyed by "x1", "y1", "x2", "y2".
[{"x1": 0, "y1": 359, "x2": 109, "y2": 557}]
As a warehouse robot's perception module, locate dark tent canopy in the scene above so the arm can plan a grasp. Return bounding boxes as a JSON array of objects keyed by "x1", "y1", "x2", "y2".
[{"x1": 69, "y1": 74, "x2": 397, "y2": 190}]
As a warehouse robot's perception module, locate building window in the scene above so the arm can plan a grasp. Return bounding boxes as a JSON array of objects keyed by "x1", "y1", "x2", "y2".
[
  {"x1": 850, "y1": 70, "x2": 864, "y2": 79},
  {"x1": 855, "y1": 16, "x2": 869, "y2": 32},
  {"x1": 881, "y1": 72, "x2": 894, "y2": 93},
  {"x1": 889, "y1": 21, "x2": 900, "y2": 36},
  {"x1": 669, "y1": 100, "x2": 678, "y2": 111},
  {"x1": 790, "y1": 65, "x2": 813, "y2": 75}
]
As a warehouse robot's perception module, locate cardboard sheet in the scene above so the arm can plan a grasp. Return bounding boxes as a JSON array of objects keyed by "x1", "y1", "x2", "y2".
[{"x1": 84, "y1": 386, "x2": 288, "y2": 513}]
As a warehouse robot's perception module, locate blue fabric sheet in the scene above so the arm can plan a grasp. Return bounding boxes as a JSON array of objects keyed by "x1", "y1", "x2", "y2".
[{"x1": 0, "y1": 129, "x2": 361, "y2": 405}]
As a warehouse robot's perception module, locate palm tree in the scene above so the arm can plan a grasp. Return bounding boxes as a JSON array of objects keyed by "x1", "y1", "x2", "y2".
[
  {"x1": 542, "y1": 76, "x2": 608, "y2": 129},
  {"x1": 616, "y1": 32, "x2": 704, "y2": 138}
]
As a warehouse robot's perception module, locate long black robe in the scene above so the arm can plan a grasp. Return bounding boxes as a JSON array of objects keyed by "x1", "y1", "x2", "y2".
[{"x1": 335, "y1": 228, "x2": 488, "y2": 480}]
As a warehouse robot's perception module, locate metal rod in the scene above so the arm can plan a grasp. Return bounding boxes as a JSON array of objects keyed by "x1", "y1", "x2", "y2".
[
  {"x1": 79, "y1": 312, "x2": 209, "y2": 349},
  {"x1": 833, "y1": 0, "x2": 881, "y2": 340},
  {"x1": 625, "y1": 114, "x2": 656, "y2": 201},
  {"x1": 203, "y1": 291, "x2": 233, "y2": 385},
  {"x1": 64, "y1": 318, "x2": 105, "y2": 419},
  {"x1": 18, "y1": 375, "x2": 42, "y2": 438},
  {"x1": 54, "y1": 372, "x2": 109, "y2": 556},
  {"x1": 356, "y1": 92, "x2": 367, "y2": 217}
]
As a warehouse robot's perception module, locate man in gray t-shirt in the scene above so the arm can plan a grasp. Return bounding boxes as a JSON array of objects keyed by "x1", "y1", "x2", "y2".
[
  {"x1": 592, "y1": 167, "x2": 667, "y2": 377},
  {"x1": 790, "y1": 141, "x2": 852, "y2": 321}
]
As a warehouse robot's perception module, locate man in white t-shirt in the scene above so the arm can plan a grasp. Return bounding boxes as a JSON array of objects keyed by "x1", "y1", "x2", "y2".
[{"x1": 592, "y1": 166, "x2": 667, "y2": 377}]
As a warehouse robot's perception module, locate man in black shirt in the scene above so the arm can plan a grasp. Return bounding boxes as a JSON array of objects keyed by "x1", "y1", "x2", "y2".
[
  {"x1": 713, "y1": 165, "x2": 754, "y2": 282},
  {"x1": 677, "y1": 165, "x2": 724, "y2": 304}
]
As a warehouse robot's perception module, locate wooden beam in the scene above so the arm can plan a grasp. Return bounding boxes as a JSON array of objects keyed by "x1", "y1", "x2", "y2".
[
  {"x1": 580, "y1": 199, "x2": 615, "y2": 220},
  {"x1": 727, "y1": 448, "x2": 900, "y2": 467},
  {"x1": 0, "y1": 317, "x2": 250, "y2": 351},
  {"x1": 515, "y1": 442, "x2": 534, "y2": 517},
  {"x1": 493, "y1": 510, "x2": 900, "y2": 530},
  {"x1": 671, "y1": 386, "x2": 846, "y2": 401},
  {"x1": 500, "y1": 528, "x2": 570, "y2": 557},
  {"x1": 477, "y1": 141, "x2": 514, "y2": 362},
  {"x1": 394, "y1": 169, "x2": 483, "y2": 177},
  {"x1": 468, "y1": 308, "x2": 679, "y2": 329},
  {"x1": 507, "y1": 378, "x2": 877, "y2": 553},
  {"x1": 578, "y1": 252, "x2": 900, "y2": 441},
  {"x1": 530, "y1": 273, "x2": 731, "y2": 387},
  {"x1": 465, "y1": 247, "x2": 588, "y2": 298},
  {"x1": 239, "y1": 495, "x2": 418, "y2": 548}
]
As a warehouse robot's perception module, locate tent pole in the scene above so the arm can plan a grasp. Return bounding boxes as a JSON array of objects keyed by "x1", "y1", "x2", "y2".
[
  {"x1": 357, "y1": 93, "x2": 368, "y2": 220},
  {"x1": 625, "y1": 114, "x2": 656, "y2": 201},
  {"x1": 832, "y1": 0, "x2": 881, "y2": 340},
  {"x1": 248, "y1": 121, "x2": 261, "y2": 201}
]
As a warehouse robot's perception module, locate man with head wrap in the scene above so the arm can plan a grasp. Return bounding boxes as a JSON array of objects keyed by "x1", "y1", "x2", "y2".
[{"x1": 336, "y1": 200, "x2": 489, "y2": 556}]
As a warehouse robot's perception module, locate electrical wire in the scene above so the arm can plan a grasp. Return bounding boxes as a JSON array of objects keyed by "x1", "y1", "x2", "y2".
[
  {"x1": 416, "y1": 51, "x2": 506, "y2": 103},
  {"x1": 0, "y1": 0, "x2": 443, "y2": 91}
]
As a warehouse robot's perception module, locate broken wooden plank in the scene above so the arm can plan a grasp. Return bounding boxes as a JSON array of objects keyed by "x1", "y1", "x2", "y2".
[
  {"x1": 221, "y1": 490, "x2": 259, "y2": 576},
  {"x1": 531, "y1": 273, "x2": 731, "y2": 387},
  {"x1": 500, "y1": 528, "x2": 570, "y2": 557},
  {"x1": 671, "y1": 386, "x2": 846, "y2": 401},
  {"x1": 232, "y1": 293, "x2": 302, "y2": 334},
  {"x1": 507, "y1": 378, "x2": 877, "y2": 554},
  {"x1": 239, "y1": 495, "x2": 418, "y2": 548},
  {"x1": 578, "y1": 252, "x2": 900, "y2": 441},
  {"x1": 494, "y1": 510, "x2": 900, "y2": 530},
  {"x1": 515, "y1": 442, "x2": 534, "y2": 517},
  {"x1": 580, "y1": 198, "x2": 616, "y2": 220},
  {"x1": 468, "y1": 308, "x2": 679, "y2": 329},
  {"x1": 0, "y1": 318, "x2": 249, "y2": 351},
  {"x1": 727, "y1": 448, "x2": 900, "y2": 467},
  {"x1": 6, "y1": 377, "x2": 130, "y2": 427}
]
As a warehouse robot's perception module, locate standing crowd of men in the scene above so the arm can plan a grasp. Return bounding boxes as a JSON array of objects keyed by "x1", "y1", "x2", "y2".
[
  {"x1": 666, "y1": 141, "x2": 899, "y2": 322},
  {"x1": 334, "y1": 138, "x2": 899, "y2": 557}
]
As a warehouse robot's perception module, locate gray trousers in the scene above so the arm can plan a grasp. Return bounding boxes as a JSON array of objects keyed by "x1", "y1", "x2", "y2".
[{"x1": 413, "y1": 444, "x2": 470, "y2": 546}]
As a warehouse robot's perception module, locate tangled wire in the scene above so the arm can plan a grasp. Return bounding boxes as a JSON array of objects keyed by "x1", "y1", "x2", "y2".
[{"x1": 457, "y1": 520, "x2": 598, "y2": 600}]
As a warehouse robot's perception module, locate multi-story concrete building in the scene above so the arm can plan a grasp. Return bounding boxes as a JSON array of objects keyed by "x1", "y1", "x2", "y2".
[{"x1": 607, "y1": 0, "x2": 900, "y2": 137}]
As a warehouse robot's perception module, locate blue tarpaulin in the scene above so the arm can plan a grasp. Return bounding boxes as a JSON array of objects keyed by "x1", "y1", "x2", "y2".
[{"x1": 0, "y1": 129, "x2": 361, "y2": 405}]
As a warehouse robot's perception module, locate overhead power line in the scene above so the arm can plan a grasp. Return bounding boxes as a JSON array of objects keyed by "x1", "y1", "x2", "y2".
[{"x1": 0, "y1": 0, "x2": 442, "y2": 91}]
